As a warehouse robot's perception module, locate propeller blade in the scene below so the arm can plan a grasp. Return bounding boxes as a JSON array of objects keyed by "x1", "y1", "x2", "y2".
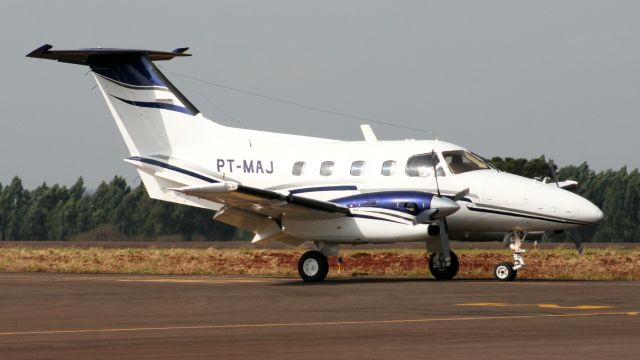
[
  {"x1": 453, "y1": 188, "x2": 469, "y2": 202},
  {"x1": 574, "y1": 238, "x2": 584, "y2": 255},
  {"x1": 431, "y1": 149, "x2": 442, "y2": 197},
  {"x1": 441, "y1": 218, "x2": 451, "y2": 243},
  {"x1": 548, "y1": 159, "x2": 560, "y2": 188},
  {"x1": 436, "y1": 217, "x2": 452, "y2": 265},
  {"x1": 413, "y1": 209, "x2": 438, "y2": 225}
]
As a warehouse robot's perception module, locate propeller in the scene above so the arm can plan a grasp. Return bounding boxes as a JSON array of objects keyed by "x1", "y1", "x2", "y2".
[
  {"x1": 540, "y1": 229, "x2": 584, "y2": 254},
  {"x1": 547, "y1": 159, "x2": 560, "y2": 188},
  {"x1": 546, "y1": 158, "x2": 584, "y2": 254},
  {"x1": 412, "y1": 152, "x2": 467, "y2": 266},
  {"x1": 570, "y1": 231, "x2": 585, "y2": 255},
  {"x1": 453, "y1": 188, "x2": 469, "y2": 202}
]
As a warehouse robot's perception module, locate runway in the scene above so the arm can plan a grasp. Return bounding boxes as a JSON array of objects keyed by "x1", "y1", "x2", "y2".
[{"x1": 0, "y1": 274, "x2": 638, "y2": 359}]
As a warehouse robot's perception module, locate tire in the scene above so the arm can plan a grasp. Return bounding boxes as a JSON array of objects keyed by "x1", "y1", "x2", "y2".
[
  {"x1": 428, "y1": 251, "x2": 459, "y2": 280},
  {"x1": 494, "y1": 262, "x2": 517, "y2": 281},
  {"x1": 298, "y1": 250, "x2": 329, "y2": 282}
]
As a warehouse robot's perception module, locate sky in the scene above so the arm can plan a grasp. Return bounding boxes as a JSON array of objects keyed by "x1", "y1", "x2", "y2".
[{"x1": 1, "y1": 1, "x2": 639, "y2": 189}]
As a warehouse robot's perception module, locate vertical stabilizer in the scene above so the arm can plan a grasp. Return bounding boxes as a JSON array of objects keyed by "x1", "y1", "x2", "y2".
[
  {"x1": 26, "y1": 44, "x2": 221, "y2": 158},
  {"x1": 27, "y1": 44, "x2": 228, "y2": 207}
]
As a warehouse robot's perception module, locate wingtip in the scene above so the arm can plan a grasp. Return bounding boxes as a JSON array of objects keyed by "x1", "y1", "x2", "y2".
[{"x1": 172, "y1": 47, "x2": 190, "y2": 54}]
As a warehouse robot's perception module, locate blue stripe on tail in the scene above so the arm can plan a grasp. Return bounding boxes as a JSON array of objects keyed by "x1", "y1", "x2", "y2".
[
  {"x1": 111, "y1": 95, "x2": 194, "y2": 115},
  {"x1": 92, "y1": 58, "x2": 166, "y2": 88}
]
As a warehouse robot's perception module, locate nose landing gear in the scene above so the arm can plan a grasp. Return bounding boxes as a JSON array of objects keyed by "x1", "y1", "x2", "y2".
[
  {"x1": 494, "y1": 231, "x2": 527, "y2": 281},
  {"x1": 494, "y1": 261, "x2": 517, "y2": 281}
]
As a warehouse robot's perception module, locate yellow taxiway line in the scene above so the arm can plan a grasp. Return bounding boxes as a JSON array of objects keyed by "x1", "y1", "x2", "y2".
[
  {"x1": 456, "y1": 302, "x2": 615, "y2": 310},
  {"x1": 0, "y1": 311, "x2": 637, "y2": 337},
  {"x1": 0, "y1": 274, "x2": 281, "y2": 284}
]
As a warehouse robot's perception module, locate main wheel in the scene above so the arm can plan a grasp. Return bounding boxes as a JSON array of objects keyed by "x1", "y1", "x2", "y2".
[
  {"x1": 494, "y1": 262, "x2": 517, "y2": 281},
  {"x1": 428, "y1": 251, "x2": 459, "y2": 280},
  {"x1": 298, "y1": 250, "x2": 329, "y2": 282}
]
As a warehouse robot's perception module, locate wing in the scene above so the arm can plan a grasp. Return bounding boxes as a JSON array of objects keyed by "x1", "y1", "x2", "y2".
[
  {"x1": 170, "y1": 182, "x2": 351, "y2": 246},
  {"x1": 171, "y1": 182, "x2": 349, "y2": 218}
]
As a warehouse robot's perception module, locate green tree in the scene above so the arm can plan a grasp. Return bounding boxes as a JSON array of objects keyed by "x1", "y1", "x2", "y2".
[{"x1": 4, "y1": 177, "x2": 27, "y2": 240}]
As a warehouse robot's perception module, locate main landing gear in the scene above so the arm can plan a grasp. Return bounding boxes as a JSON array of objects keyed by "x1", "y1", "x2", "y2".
[
  {"x1": 428, "y1": 251, "x2": 459, "y2": 280},
  {"x1": 297, "y1": 241, "x2": 337, "y2": 282},
  {"x1": 298, "y1": 250, "x2": 329, "y2": 282},
  {"x1": 494, "y1": 231, "x2": 527, "y2": 281}
]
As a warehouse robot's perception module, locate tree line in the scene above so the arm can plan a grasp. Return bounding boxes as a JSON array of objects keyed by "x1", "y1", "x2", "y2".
[
  {"x1": 0, "y1": 176, "x2": 238, "y2": 241},
  {"x1": 0, "y1": 156, "x2": 637, "y2": 242}
]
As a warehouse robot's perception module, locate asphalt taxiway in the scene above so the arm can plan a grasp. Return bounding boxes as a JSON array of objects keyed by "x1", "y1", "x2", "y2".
[{"x1": 0, "y1": 273, "x2": 638, "y2": 359}]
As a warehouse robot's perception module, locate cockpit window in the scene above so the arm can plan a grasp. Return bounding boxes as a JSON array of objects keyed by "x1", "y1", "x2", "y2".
[
  {"x1": 442, "y1": 150, "x2": 490, "y2": 174},
  {"x1": 405, "y1": 153, "x2": 440, "y2": 177}
]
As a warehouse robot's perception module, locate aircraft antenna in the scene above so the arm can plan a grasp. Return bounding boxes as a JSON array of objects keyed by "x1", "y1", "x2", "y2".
[
  {"x1": 169, "y1": 70, "x2": 433, "y2": 134},
  {"x1": 158, "y1": 65, "x2": 250, "y2": 130},
  {"x1": 429, "y1": 130, "x2": 439, "y2": 141}
]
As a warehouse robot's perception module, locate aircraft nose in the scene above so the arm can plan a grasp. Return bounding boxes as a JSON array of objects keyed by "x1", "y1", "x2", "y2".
[
  {"x1": 579, "y1": 200, "x2": 604, "y2": 224},
  {"x1": 431, "y1": 196, "x2": 460, "y2": 218}
]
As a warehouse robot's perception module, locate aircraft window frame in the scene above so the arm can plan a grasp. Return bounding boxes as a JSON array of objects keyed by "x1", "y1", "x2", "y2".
[
  {"x1": 350, "y1": 161, "x2": 365, "y2": 176},
  {"x1": 405, "y1": 153, "x2": 440, "y2": 177},
  {"x1": 381, "y1": 160, "x2": 396, "y2": 176},
  {"x1": 292, "y1": 161, "x2": 306, "y2": 176},
  {"x1": 442, "y1": 150, "x2": 491, "y2": 175},
  {"x1": 320, "y1": 161, "x2": 335, "y2": 176}
]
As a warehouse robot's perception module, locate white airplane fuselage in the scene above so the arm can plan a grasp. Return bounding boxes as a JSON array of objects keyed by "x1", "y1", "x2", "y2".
[{"x1": 140, "y1": 130, "x2": 602, "y2": 244}]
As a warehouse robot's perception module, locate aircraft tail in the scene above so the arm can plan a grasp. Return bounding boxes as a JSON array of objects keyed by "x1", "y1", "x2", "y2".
[
  {"x1": 27, "y1": 44, "x2": 228, "y2": 209},
  {"x1": 26, "y1": 44, "x2": 222, "y2": 157}
]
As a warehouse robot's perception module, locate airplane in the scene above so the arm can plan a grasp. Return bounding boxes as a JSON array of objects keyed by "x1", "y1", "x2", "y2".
[{"x1": 27, "y1": 44, "x2": 604, "y2": 282}]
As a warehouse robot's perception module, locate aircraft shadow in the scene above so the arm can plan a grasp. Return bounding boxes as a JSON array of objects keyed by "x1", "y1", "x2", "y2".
[{"x1": 272, "y1": 277, "x2": 598, "y2": 286}]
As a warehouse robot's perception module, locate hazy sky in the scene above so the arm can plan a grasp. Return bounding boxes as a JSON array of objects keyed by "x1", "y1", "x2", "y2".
[{"x1": 2, "y1": 1, "x2": 639, "y2": 188}]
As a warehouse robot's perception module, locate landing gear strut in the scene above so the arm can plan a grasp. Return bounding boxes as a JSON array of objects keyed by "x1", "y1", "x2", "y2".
[
  {"x1": 495, "y1": 231, "x2": 527, "y2": 281},
  {"x1": 429, "y1": 251, "x2": 459, "y2": 280}
]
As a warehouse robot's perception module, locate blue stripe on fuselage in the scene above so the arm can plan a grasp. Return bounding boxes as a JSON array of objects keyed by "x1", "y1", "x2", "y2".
[
  {"x1": 331, "y1": 191, "x2": 434, "y2": 216},
  {"x1": 289, "y1": 185, "x2": 358, "y2": 194}
]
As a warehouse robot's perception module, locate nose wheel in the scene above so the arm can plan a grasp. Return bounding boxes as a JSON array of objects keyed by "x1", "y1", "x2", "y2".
[
  {"x1": 495, "y1": 231, "x2": 526, "y2": 281},
  {"x1": 494, "y1": 261, "x2": 517, "y2": 281}
]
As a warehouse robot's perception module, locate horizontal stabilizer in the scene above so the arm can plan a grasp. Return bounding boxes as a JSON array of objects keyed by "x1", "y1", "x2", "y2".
[{"x1": 26, "y1": 44, "x2": 191, "y2": 65}]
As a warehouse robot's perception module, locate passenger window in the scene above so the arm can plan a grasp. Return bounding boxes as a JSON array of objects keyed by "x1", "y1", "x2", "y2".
[
  {"x1": 350, "y1": 161, "x2": 365, "y2": 176},
  {"x1": 292, "y1": 161, "x2": 306, "y2": 176},
  {"x1": 381, "y1": 160, "x2": 396, "y2": 176},
  {"x1": 320, "y1": 161, "x2": 335, "y2": 176},
  {"x1": 405, "y1": 153, "x2": 439, "y2": 177}
]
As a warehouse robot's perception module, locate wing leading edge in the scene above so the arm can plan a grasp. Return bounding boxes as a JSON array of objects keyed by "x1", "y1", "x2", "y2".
[
  {"x1": 171, "y1": 182, "x2": 351, "y2": 246},
  {"x1": 171, "y1": 183, "x2": 350, "y2": 218}
]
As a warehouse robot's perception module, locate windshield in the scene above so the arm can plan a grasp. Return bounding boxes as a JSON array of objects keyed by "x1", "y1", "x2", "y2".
[{"x1": 442, "y1": 150, "x2": 491, "y2": 174}]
